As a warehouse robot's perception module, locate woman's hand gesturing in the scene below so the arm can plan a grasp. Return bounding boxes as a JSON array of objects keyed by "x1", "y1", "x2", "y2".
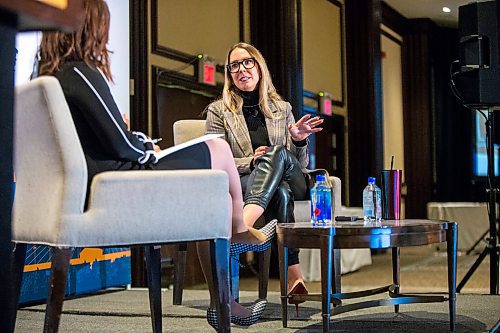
[{"x1": 288, "y1": 114, "x2": 323, "y2": 141}]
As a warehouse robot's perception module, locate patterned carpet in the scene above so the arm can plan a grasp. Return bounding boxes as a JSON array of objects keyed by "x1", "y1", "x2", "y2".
[
  {"x1": 16, "y1": 290, "x2": 500, "y2": 332},
  {"x1": 15, "y1": 246, "x2": 497, "y2": 332}
]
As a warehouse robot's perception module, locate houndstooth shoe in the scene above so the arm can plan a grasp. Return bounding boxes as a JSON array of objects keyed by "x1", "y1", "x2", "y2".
[
  {"x1": 229, "y1": 219, "x2": 277, "y2": 257},
  {"x1": 231, "y1": 299, "x2": 267, "y2": 326},
  {"x1": 206, "y1": 299, "x2": 268, "y2": 330}
]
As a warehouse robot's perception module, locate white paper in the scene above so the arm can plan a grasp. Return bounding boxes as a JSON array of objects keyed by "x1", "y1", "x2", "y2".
[{"x1": 154, "y1": 133, "x2": 223, "y2": 160}]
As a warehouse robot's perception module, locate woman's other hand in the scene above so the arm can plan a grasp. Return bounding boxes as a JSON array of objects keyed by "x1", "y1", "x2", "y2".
[
  {"x1": 253, "y1": 146, "x2": 269, "y2": 162},
  {"x1": 288, "y1": 114, "x2": 323, "y2": 141},
  {"x1": 154, "y1": 144, "x2": 161, "y2": 152}
]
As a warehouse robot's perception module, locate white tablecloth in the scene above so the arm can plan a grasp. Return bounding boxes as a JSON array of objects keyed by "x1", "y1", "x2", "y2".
[
  {"x1": 427, "y1": 202, "x2": 490, "y2": 252},
  {"x1": 298, "y1": 206, "x2": 372, "y2": 282}
]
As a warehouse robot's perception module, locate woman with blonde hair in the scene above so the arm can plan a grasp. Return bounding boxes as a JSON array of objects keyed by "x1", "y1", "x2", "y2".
[
  {"x1": 205, "y1": 42, "x2": 324, "y2": 314},
  {"x1": 37, "y1": 2, "x2": 273, "y2": 330}
]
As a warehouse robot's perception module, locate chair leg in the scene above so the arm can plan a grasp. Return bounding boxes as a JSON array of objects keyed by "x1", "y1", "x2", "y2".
[
  {"x1": 145, "y1": 245, "x2": 162, "y2": 333},
  {"x1": 392, "y1": 247, "x2": 400, "y2": 313},
  {"x1": 44, "y1": 248, "x2": 71, "y2": 333},
  {"x1": 172, "y1": 242, "x2": 187, "y2": 305},
  {"x1": 320, "y1": 235, "x2": 333, "y2": 333},
  {"x1": 230, "y1": 256, "x2": 240, "y2": 302},
  {"x1": 5, "y1": 243, "x2": 27, "y2": 333},
  {"x1": 258, "y1": 247, "x2": 271, "y2": 300},
  {"x1": 332, "y1": 249, "x2": 341, "y2": 294},
  {"x1": 278, "y1": 240, "x2": 289, "y2": 328},
  {"x1": 447, "y1": 222, "x2": 458, "y2": 331},
  {"x1": 210, "y1": 239, "x2": 230, "y2": 333}
]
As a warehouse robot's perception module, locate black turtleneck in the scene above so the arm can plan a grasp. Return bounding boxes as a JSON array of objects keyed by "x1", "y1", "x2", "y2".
[
  {"x1": 240, "y1": 90, "x2": 307, "y2": 151},
  {"x1": 241, "y1": 90, "x2": 270, "y2": 151}
]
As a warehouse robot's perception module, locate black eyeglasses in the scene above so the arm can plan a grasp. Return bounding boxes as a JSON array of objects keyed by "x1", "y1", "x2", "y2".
[{"x1": 227, "y1": 58, "x2": 256, "y2": 73}]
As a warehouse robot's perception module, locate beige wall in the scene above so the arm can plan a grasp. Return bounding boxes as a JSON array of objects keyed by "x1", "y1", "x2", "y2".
[
  {"x1": 381, "y1": 25, "x2": 404, "y2": 172},
  {"x1": 381, "y1": 24, "x2": 405, "y2": 217},
  {"x1": 149, "y1": 0, "x2": 348, "y2": 120},
  {"x1": 155, "y1": 0, "x2": 239, "y2": 69},
  {"x1": 147, "y1": 0, "x2": 351, "y2": 196},
  {"x1": 302, "y1": 0, "x2": 346, "y2": 118},
  {"x1": 147, "y1": 0, "x2": 242, "y2": 132},
  {"x1": 302, "y1": 0, "x2": 349, "y2": 201}
]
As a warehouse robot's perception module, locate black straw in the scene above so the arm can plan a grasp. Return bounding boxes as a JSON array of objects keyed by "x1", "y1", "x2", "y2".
[{"x1": 390, "y1": 156, "x2": 394, "y2": 170}]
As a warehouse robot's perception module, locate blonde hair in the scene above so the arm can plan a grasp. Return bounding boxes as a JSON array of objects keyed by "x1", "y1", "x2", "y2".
[
  {"x1": 222, "y1": 43, "x2": 283, "y2": 122},
  {"x1": 38, "y1": 0, "x2": 112, "y2": 81}
]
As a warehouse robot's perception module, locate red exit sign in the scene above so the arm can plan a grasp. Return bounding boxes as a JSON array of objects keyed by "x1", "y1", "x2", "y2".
[
  {"x1": 198, "y1": 56, "x2": 216, "y2": 86},
  {"x1": 202, "y1": 63, "x2": 216, "y2": 85},
  {"x1": 322, "y1": 97, "x2": 332, "y2": 115},
  {"x1": 319, "y1": 92, "x2": 332, "y2": 115}
]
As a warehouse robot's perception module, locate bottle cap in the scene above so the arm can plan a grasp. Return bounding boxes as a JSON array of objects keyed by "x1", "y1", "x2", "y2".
[
  {"x1": 368, "y1": 177, "x2": 376, "y2": 184},
  {"x1": 316, "y1": 174, "x2": 326, "y2": 182}
]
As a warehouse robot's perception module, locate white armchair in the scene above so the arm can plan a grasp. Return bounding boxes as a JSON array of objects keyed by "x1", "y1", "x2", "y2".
[
  {"x1": 172, "y1": 120, "x2": 357, "y2": 296},
  {"x1": 173, "y1": 120, "x2": 371, "y2": 285},
  {"x1": 11, "y1": 77, "x2": 231, "y2": 332}
]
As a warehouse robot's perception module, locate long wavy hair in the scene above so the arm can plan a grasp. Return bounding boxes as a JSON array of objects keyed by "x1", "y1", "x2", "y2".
[
  {"x1": 222, "y1": 42, "x2": 283, "y2": 122},
  {"x1": 37, "y1": 0, "x2": 112, "y2": 81}
]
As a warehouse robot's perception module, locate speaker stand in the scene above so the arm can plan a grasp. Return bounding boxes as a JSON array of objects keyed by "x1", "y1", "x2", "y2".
[
  {"x1": 457, "y1": 108, "x2": 499, "y2": 294},
  {"x1": 465, "y1": 229, "x2": 489, "y2": 255}
]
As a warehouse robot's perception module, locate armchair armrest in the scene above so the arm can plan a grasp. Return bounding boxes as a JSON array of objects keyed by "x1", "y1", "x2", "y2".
[
  {"x1": 304, "y1": 169, "x2": 341, "y2": 214},
  {"x1": 294, "y1": 175, "x2": 342, "y2": 222},
  {"x1": 330, "y1": 176, "x2": 342, "y2": 217}
]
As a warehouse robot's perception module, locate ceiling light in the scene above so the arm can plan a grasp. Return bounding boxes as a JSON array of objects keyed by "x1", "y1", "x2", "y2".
[{"x1": 442, "y1": 6, "x2": 451, "y2": 13}]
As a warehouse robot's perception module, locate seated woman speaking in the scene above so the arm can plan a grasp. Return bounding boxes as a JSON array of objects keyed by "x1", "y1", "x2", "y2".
[{"x1": 205, "y1": 42, "x2": 324, "y2": 314}]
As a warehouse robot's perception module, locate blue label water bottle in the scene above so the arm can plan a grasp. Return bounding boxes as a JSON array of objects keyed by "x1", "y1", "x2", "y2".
[
  {"x1": 362, "y1": 177, "x2": 382, "y2": 222},
  {"x1": 310, "y1": 174, "x2": 332, "y2": 225}
]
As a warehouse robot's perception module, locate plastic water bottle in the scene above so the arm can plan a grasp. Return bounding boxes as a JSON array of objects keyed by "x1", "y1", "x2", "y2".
[
  {"x1": 362, "y1": 177, "x2": 382, "y2": 222},
  {"x1": 310, "y1": 174, "x2": 333, "y2": 225}
]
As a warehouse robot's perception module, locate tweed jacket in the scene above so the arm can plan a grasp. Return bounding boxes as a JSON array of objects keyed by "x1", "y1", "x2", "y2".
[{"x1": 205, "y1": 99, "x2": 309, "y2": 175}]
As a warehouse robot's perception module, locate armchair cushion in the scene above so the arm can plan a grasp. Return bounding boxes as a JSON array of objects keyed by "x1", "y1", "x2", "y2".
[{"x1": 76, "y1": 170, "x2": 230, "y2": 247}]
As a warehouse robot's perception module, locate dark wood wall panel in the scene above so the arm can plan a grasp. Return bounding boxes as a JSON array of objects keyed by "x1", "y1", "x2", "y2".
[
  {"x1": 402, "y1": 19, "x2": 434, "y2": 218},
  {"x1": 432, "y1": 27, "x2": 475, "y2": 202},
  {"x1": 130, "y1": 0, "x2": 148, "y2": 134},
  {"x1": 129, "y1": 0, "x2": 148, "y2": 287},
  {"x1": 0, "y1": 16, "x2": 17, "y2": 330},
  {"x1": 153, "y1": 68, "x2": 219, "y2": 149},
  {"x1": 345, "y1": 0, "x2": 384, "y2": 206},
  {"x1": 250, "y1": 0, "x2": 303, "y2": 119},
  {"x1": 314, "y1": 114, "x2": 346, "y2": 198}
]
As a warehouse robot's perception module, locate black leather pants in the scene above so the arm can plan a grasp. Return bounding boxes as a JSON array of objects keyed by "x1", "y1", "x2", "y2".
[{"x1": 242, "y1": 145, "x2": 308, "y2": 266}]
